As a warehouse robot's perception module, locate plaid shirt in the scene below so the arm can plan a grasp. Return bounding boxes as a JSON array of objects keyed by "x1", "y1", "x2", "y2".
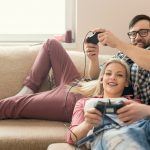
[{"x1": 114, "y1": 46, "x2": 150, "y2": 104}]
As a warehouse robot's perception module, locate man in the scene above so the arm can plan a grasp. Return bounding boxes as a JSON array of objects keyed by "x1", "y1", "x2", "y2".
[
  {"x1": 85, "y1": 14, "x2": 150, "y2": 124},
  {"x1": 99, "y1": 15, "x2": 150, "y2": 70},
  {"x1": 99, "y1": 31, "x2": 150, "y2": 70}
]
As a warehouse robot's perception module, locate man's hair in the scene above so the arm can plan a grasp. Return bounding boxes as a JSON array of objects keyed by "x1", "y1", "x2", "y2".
[{"x1": 129, "y1": 14, "x2": 150, "y2": 29}]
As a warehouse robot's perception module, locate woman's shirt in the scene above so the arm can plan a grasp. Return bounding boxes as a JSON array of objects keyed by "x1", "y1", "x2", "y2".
[
  {"x1": 66, "y1": 97, "x2": 88, "y2": 144},
  {"x1": 66, "y1": 95, "x2": 140, "y2": 144}
]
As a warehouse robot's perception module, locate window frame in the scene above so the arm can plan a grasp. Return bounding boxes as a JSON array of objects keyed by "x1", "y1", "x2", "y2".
[{"x1": 0, "y1": 0, "x2": 75, "y2": 44}]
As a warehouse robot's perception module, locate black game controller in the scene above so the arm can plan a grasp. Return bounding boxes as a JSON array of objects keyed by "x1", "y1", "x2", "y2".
[
  {"x1": 95, "y1": 100, "x2": 124, "y2": 114},
  {"x1": 86, "y1": 32, "x2": 101, "y2": 44}
]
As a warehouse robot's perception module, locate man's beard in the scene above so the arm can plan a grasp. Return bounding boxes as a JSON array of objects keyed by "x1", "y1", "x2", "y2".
[
  {"x1": 145, "y1": 42, "x2": 150, "y2": 49},
  {"x1": 133, "y1": 39, "x2": 150, "y2": 48},
  {"x1": 146, "y1": 45, "x2": 150, "y2": 50}
]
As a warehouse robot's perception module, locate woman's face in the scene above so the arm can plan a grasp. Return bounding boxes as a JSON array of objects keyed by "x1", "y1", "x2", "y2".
[{"x1": 102, "y1": 62, "x2": 128, "y2": 98}]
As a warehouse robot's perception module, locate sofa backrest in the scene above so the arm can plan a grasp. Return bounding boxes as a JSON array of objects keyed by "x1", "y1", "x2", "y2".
[
  {"x1": 67, "y1": 50, "x2": 112, "y2": 76},
  {"x1": 0, "y1": 45, "x2": 112, "y2": 99}
]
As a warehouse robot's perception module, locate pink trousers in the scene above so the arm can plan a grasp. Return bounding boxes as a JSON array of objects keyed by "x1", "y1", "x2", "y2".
[{"x1": 0, "y1": 39, "x2": 83, "y2": 122}]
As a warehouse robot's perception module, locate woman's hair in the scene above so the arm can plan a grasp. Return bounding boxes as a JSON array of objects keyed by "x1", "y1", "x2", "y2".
[{"x1": 70, "y1": 58, "x2": 130, "y2": 97}]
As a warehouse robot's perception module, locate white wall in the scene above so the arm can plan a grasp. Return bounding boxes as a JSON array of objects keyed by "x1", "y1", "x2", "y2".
[{"x1": 75, "y1": 0, "x2": 150, "y2": 54}]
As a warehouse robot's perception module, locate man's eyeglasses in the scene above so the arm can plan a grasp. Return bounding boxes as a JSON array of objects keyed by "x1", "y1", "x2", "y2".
[{"x1": 127, "y1": 29, "x2": 150, "y2": 39}]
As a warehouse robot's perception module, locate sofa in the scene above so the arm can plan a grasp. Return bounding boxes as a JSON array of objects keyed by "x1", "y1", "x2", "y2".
[{"x1": 0, "y1": 43, "x2": 112, "y2": 150}]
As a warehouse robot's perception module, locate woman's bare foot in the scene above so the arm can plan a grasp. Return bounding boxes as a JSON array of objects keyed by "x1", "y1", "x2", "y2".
[{"x1": 15, "y1": 86, "x2": 34, "y2": 96}]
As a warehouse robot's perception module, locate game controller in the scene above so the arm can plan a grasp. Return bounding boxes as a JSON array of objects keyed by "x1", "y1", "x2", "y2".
[
  {"x1": 94, "y1": 100, "x2": 125, "y2": 114},
  {"x1": 86, "y1": 32, "x2": 101, "y2": 44}
]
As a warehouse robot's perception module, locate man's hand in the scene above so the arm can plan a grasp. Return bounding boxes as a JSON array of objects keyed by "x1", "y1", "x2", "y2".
[
  {"x1": 98, "y1": 30, "x2": 122, "y2": 48},
  {"x1": 84, "y1": 42, "x2": 100, "y2": 79},
  {"x1": 117, "y1": 100, "x2": 150, "y2": 124},
  {"x1": 84, "y1": 42, "x2": 99, "y2": 61},
  {"x1": 84, "y1": 28, "x2": 105, "y2": 61}
]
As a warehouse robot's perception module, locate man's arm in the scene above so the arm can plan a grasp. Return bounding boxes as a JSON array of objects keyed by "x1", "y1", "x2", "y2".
[
  {"x1": 84, "y1": 42, "x2": 100, "y2": 79},
  {"x1": 116, "y1": 42, "x2": 150, "y2": 70},
  {"x1": 88, "y1": 57, "x2": 100, "y2": 79},
  {"x1": 98, "y1": 30, "x2": 150, "y2": 70}
]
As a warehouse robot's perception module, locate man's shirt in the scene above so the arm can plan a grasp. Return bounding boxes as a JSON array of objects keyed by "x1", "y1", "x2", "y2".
[{"x1": 115, "y1": 46, "x2": 150, "y2": 104}]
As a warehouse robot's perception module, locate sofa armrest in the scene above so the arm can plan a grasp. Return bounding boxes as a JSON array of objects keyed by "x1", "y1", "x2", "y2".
[{"x1": 47, "y1": 143, "x2": 88, "y2": 150}]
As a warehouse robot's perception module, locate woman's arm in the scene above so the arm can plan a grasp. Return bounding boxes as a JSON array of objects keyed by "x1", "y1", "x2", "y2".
[
  {"x1": 117, "y1": 100, "x2": 150, "y2": 124},
  {"x1": 66, "y1": 99, "x2": 102, "y2": 144},
  {"x1": 70, "y1": 120, "x2": 93, "y2": 143}
]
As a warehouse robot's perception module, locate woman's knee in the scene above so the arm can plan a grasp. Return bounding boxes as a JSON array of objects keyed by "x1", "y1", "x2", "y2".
[{"x1": 44, "y1": 39, "x2": 62, "y2": 52}]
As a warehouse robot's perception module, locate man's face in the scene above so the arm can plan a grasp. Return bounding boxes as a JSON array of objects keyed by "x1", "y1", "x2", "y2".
[{"x1": 129, "y1": 20, "x2": 150, "y2": 48}]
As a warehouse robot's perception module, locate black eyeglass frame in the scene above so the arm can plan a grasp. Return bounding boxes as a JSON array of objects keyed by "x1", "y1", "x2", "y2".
[{"x1": 127, "y1": 29, "x2": 150, "y2": 39}]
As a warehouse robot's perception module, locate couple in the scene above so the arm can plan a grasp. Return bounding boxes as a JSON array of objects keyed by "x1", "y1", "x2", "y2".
[
  {"x1": 66, "y1": 57, "x2": 150, "y2": 150},
  {"x1": 0, "y1": 14, "x2": 150, "y2": 149},
  {"x1": 66, "y1": 14, "x2": 150, "y2": 149}
]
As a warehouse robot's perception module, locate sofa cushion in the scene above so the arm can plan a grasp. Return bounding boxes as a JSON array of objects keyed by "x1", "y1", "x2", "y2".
[
  {"x1": 0, "y1": 119, "x2": 68, "y2": 150},
  {"x1": 47, "y1": 143, "x2": 87, "y2": 150},
  {"x1": 47, "y1": 143, "x2": 75, "y2": 150},
  {"x1": 0, "y1": 45, "x2": 50, "y2": 99},
  {"x1": 67, "y1": 51, "x2": 111, "y2": 76}
]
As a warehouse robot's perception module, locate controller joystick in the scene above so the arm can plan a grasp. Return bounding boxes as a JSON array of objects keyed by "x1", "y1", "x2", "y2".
[
  {"x1": 95, "y1": 100, "x2": 125, "y2": 114},
  {"x1": 86, "y1": 32, "x2": 101, "y2": 44}
]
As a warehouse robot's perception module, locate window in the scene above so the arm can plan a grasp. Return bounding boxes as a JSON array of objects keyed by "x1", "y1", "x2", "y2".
[{"x1": 0, "y1": 0, "x2": 75, "y2": 43}]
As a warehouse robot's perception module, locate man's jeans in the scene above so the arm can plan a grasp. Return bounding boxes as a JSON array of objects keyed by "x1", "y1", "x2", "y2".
[{"x1": 91, "y1": 117, "x2": 150, "y2": 150}]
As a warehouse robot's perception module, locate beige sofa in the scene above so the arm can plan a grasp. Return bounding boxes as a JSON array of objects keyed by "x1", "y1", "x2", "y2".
[{"x1": 0, "y1": 44, "x2": 112, "y2": 150}]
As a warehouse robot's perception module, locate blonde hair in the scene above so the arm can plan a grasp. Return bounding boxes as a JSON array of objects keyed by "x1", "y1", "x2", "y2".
[{"x1": 70, "y1": 58, "x2": 130, "y2": 97}]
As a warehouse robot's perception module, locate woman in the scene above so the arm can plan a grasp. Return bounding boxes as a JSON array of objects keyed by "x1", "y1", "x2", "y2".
[{"x1": 66, "y1": 58, "x2": 150, "y2": 150}]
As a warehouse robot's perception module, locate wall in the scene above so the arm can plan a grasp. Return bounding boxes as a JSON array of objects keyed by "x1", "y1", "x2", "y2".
[{"x1": 75, "y1": 0, "x2": 150, "y2": 54}]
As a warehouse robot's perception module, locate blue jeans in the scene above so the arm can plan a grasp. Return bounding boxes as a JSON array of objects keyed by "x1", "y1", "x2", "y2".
[{"x1": 91, "y1": 117, "x2": 150, "y2": 150}]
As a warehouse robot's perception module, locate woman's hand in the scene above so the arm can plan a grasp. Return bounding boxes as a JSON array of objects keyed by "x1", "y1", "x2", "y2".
[
  {"x1": 117, "y1": 100, "x2": 150, "y2": 124},
  {"x1": 70, "y1": 107, "x2": 102, "y2": 143},
  {"x1": 84, "y1": 107, "x2": 102, "y2": 127}
]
